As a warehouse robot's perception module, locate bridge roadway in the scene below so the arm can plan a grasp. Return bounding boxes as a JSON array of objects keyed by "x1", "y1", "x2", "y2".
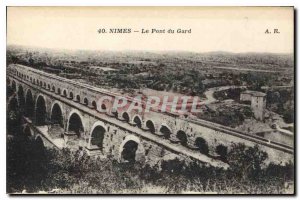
[
  {"x1": 10, "y1": 72, "x2": 228, "y2": 168},
  {"x1": 9, "y1": 65, "x2": 293, "y2": 154}
]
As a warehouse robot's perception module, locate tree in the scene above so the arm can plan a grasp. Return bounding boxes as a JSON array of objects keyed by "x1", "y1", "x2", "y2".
[
  {"x1": 227, "y1": 143, "x2": 268, "y2": 181},
  {"x1": 29, "y1": 57, "x2": 34, "y2": 66}
]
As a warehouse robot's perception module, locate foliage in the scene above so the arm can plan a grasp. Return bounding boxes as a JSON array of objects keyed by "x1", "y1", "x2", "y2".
[
  {"x1": 7, "y1": 131, "x2": 294, "y2": 194},
  {"x1": 227, "y1": 144, "x2": 268, "y2": 181},
  {"x1": 213, "y1": 88, "x2": 244, "y2": 101},
  {"x1": 198, "y1": 105, "x2": 253, "y2": 128},
  {"x1": 266, "y1": 89, "x2": 294, "y2": 123}
]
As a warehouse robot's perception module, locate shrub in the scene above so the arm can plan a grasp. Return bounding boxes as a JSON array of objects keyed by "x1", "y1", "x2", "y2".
[{"x1": 227, "y1": 143, "x2": 268, "y2": 181}]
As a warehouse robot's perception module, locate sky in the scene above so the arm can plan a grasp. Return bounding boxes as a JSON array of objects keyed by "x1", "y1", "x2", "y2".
[{"x1": 7, "y1": 7, "x2": 294, "y2": 53}]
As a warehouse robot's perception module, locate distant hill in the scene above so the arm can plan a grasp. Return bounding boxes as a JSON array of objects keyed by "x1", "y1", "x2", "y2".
[{"x1": 7, "y1": 44, "x2": 294, "y2": 70}]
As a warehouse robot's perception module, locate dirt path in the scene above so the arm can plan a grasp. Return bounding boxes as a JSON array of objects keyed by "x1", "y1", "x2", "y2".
[{"x1": 202, "y1": 85, "x2": 247, "y2": 105}]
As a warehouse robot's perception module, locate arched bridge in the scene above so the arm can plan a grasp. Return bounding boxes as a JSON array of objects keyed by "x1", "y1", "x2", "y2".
[{"x1": 7, "y1": 64, "x2": 294, "y2": 167}]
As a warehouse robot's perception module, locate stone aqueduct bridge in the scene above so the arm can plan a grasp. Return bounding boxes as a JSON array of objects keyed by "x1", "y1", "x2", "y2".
[{"x1": 7, "y1": 64, "x2": 293, "y2": 167}]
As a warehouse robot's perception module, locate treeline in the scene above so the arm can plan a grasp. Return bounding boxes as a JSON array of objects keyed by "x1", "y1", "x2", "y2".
[{"x1": 7, "y1": 135, "x2": 294, "y2": 194}]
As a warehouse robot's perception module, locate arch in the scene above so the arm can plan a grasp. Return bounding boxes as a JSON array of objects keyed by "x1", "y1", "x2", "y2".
[
  {"x1": 83, "y1": 97, "x2": 89, "y2": 106},
  {"x1": 7, "y1": 85, "x2": 13, "y2": 98},
  {"x1": 92, "y1": 101, "x2": 97, "y2": 110},
  {"x1": 36, "y1": 80, "x2": 39, "y2": 86},
  {"x1": 50, "y1": 102, "x2": 64, "y2": 128},
  {"x1": 47, "y1": 84, "x2": 51, "y2": 90},
  {"x1": 33, "y1": 79, "x2": 36, "y2": 84},
  {"x1": 122, "y1": 141, "x2": 138, "y2": 163},
  {"x1": 25, "y1": 88, "x2": 32, "y2": 97},
  {"x1": 101, "y1": 103, "x2": 107, "y2": 111},
  {"x1": 118, "y1": 135, "x2": 145, "y2": 164},
  {"x1": 25, "y1": 89, "x2": 34, "y2": 118},
  {"x1": 176, "y1": 130, "x2": 188, "y2": 146},
  {"x1": 89, "y1": 121, "x2": 107, "y2": 135},
  {"x1": 146, "y1": 120, "x2": 155, "y2": 134},
  {"x1": 159, "y1": 124, "x2": 172, "y2": 139},
  {"x1": 67, "y1": 110, "x2": 84, "y2": 138},
  {"x1": 17, "y1": 84, "x2": 23, "y2": 93},
  {"x1": 17, "y1": 85, "x2": 25, "y2": 108},
  {"x1": 11, "y1": 80, "x2": 16, "y2": 92},
  {"x1": 69, "y1": 92, "x2": 74, "y2": 100},
  {"x1": 39, "y1": 81, "x2": 43, "y2": 87},
  {"x1": 216, "y1": 144, "x2": 228, "y2": 161},
  {"x1": 89, "y1": 123, "x2": 106, "y2": 150},
  {"x1": 52, "y1": 85, "x2": 55, "y2": 92},
  {"x1": 63, "y1": 89, "x2": 67, "y2": 97},
  {"x1": 57, "y1": 88, "x2": 61, "y2": 95},
  {"x1": 35, "y1": 95, "x2": 47, "y2": 126},
  {"x1": 8, "y1": 96, "x2": 18, "y2": 111},
  {"x1": 122, "y1": 112, "x2": 130, "y2": 123},
  {"x1": 133, "y1": 115, "x2": 142, "y2": 128},
  {"x1": 76, "y1": 94, "x2": 81, "y2": 102},
  {"x1": 43, "y1": 82, "x2": 46, "y2": 88},
  {"x1": 195, "y1": 137, "x2": 209, "y2": 155},
  {"x1": 102, "y1": 100, "x2": 113, "y2": 115}
]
